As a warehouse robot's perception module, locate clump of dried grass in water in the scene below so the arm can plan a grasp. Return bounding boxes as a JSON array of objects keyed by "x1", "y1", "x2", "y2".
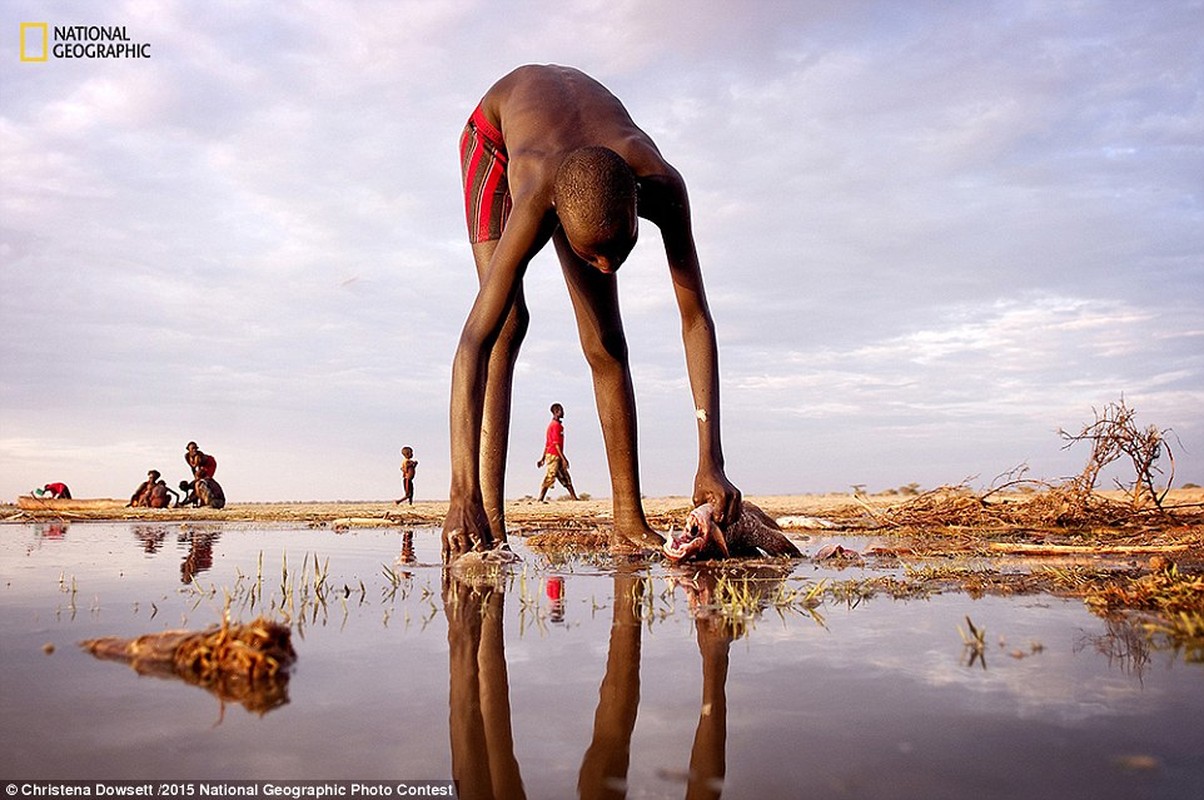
[
  {"x1": 1084, "y1": 566, "x2": 1204, "y2": 662},
  {"x1": 80, "y1": 615, "x2": 296, "y2": 715}
]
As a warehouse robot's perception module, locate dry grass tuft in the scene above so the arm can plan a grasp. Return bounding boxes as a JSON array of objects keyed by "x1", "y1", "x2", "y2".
[
  {"x1": 1083, "y1": 567, "x2": 1204, "y2": 662},
  {"x1": 81, "y1": 615, "x2": 296, "y2": 714}
]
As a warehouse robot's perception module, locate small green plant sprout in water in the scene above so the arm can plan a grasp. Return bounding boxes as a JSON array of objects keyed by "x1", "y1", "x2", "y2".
[{"x1": 959, "y1": 615, "x2": 987, "y2": 669}]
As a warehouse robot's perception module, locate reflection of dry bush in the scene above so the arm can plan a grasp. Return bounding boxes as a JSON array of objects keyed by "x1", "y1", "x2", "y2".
[
  {"x1": 81, "y1": 616, "x2": 296, "y2": 715},
  {"x1": 1075, "y1": 617, "x2": 1154, "y2": 679},
  {"x1": 879, "y1": 400, "x2": 1186, "y2": 530},
  {"x1": 1084, "y1": 568, "x2": 1204, "y2": 663}
]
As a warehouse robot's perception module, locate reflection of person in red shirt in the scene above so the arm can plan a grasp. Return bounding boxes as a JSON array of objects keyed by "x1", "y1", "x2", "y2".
[{"x1": 537, "y1": 403, "x2": 578, "y2": 501}]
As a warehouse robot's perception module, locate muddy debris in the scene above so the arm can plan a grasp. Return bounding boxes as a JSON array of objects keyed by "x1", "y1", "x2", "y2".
[{"x1": 80, "y1": 616, "x2": 296, "y2": 714}]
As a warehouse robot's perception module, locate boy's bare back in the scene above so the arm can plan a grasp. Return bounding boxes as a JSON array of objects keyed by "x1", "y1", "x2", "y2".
[{"x1": 477, "y1": 65, "x2": 670, "y2": 197}]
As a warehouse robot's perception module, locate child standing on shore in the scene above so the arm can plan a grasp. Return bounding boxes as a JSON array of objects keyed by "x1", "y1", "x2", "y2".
[{"x1": 397, "y1": 446, "x2": 418, "y2": 505}]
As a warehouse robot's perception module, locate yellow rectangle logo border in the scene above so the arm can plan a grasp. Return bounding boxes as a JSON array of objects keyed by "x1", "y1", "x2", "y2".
[{"x1": 20, "y1": 22, "x2": 49, "y2": 62}]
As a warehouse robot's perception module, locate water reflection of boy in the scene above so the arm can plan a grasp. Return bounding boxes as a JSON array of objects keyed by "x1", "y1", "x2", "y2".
[
  {"x1": 443, "y1": 574, "x2": 524, "y2": 797},
  {"x1": 400, "y1": 530, "x2": 416, "y2": 565},
  {"x1": 546, "y1": 576, "x2": 565, "y2": 623}
]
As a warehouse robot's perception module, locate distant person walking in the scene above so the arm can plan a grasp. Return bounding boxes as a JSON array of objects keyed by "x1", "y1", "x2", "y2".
[
  {"x1": 396, "y1": 446, "x2": 418, "y2": 505},
  {"x1": 538, "y1": 403, "x2": 578, "y2": 502}
]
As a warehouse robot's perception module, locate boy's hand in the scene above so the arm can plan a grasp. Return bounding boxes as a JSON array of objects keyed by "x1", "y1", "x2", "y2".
[
  {"x1": 692, "y1": 466, "x2": 742, "y2": 526},
  {"x1": 537, "y1": 456, "x2": 545, "y2": 467}
]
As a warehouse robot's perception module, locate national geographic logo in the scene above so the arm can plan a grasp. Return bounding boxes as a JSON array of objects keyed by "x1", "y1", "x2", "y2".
[{"x1": 19, "y1": 23, "x2": 152, "y2": 62}]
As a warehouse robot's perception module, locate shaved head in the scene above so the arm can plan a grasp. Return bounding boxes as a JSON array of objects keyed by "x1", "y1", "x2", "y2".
[{"x1": 553, "y1": 146, "x2": 637, "y2": 255}]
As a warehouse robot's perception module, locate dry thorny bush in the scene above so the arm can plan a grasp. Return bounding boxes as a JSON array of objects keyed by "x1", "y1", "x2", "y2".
[{"x1": 877, "y1": 399, "x2": 1194, "y2": 530}]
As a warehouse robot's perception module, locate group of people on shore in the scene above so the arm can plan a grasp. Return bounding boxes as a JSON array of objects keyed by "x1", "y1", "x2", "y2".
[
  {"x1": 34, "y1": 425, "x2": 568, "y2": 511},
  {"x1": 128, "y1": 441, "x2": 225, "y2": 509}
]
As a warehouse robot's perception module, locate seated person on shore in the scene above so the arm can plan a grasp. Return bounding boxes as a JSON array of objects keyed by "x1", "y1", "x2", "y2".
[
  {"x1": 178, "y1": 476, "x2": 226, "y2": 509},
  {"x1": 128, "y1": 471, "x2": 177, "y2": 508},
  {"x1": 443, "y1": 64, "x2": 741, "y2": 560}
]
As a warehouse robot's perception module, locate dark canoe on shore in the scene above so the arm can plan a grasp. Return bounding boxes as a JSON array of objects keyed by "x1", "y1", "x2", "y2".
[{"x1": 16, "y1": 496, "x2": 127, "y2": 512}]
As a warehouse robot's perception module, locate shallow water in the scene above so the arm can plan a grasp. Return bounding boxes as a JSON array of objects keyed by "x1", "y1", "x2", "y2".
[{"x1": 1, "y1": 521, "x2": 1200, "y2": 799}]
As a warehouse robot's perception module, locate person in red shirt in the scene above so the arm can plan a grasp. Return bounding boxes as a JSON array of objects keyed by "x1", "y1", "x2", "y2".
[
  {"x1": 185, "y1": 441, "x2": 217, "y2": 479},
  {"x1": 39, "y1": 482, "x2": 72, "y2": 499},
  {"x1": 538, "y1": 403, "x2": 578, "y2": 502}
]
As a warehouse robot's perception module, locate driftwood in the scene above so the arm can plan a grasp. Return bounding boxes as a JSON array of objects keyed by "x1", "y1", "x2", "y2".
[
  {"x1": 331, "y1": 517, "x2": 401, "y2": 529},
  {"x1": 16, "y1": 496, "x2": 126, "y2": 512},
  {"x1": 80, "y1": 616, "x2": 296, "y2": 715},
  {"x1": 987, "y1": 542, "x2": 1189, "y2": 556}
]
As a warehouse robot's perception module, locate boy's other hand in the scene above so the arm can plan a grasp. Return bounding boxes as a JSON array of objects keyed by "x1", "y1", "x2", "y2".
[{"x1": 693, "y1": 467, "x2": 742, "y2": 527}]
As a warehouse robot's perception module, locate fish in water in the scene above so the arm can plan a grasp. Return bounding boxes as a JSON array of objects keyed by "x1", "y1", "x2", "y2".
[{"x1": 664, "y1": 502, "x2": 802, "y2": 562}]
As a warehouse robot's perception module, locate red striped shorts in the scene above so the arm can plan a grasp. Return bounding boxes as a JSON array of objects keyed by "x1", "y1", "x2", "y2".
[{"x1": 459, "y1": 105, "x2": 511, "y2": 243}]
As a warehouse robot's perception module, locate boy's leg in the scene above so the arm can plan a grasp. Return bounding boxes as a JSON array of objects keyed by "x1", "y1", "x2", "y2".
[
  {"x1": 553, "y1": 231, "x2": 662, "y2": 547},
  {"x1": 558, "y1": 463, "x2": 578, "y2": 500},
  {"x1": 471, "y1": 240, "x2": 529, "y2": 543},
  {"x1": 538, "y1": 456, "x2": 557, "y2": 501}
]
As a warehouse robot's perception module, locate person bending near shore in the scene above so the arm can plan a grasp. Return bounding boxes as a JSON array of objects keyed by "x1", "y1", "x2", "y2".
[
  {"x1": 37, "y1": 482, "x2": 72, "y2": 499},
  {"x1": 443, "y1": 64, "x2": 740, "y2": 560},
  {"x1": 538, "y1": 403, "x2": 578, "y2": 502}
]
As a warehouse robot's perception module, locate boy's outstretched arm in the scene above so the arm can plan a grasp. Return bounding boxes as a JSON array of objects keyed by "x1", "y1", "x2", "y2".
[{"x1": 642, "y1": 172, "x2": 742, "y2": 524}]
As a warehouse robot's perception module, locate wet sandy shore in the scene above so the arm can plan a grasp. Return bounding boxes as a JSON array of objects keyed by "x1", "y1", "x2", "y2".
[
  {"x1": 6, "y1": 489, "x2": 1202, "y2": 555},
  {"x1": 3, "y1": 493, "x2": 879, "y2": 529}
]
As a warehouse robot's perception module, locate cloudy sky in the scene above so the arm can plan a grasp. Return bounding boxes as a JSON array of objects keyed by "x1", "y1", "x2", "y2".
[{"x1": 2, "y1": 0, "x2": 1201, "y2": 503}]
